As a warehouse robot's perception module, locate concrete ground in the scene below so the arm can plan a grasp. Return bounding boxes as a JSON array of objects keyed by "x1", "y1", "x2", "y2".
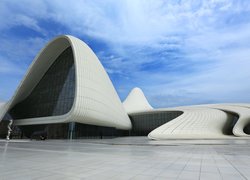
[{"x1": 0, "y1": 137, "x2": 250, "y2": 180}]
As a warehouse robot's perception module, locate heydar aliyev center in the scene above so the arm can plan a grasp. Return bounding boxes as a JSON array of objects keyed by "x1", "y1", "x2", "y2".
[{"x1": 0, "y1": 35, "x2": 250, "y2": 140}]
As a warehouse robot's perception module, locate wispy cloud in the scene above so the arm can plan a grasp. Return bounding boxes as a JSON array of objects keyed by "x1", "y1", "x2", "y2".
[{"x1": 0, "y1": 0, "x2": 250, "y2": 107}]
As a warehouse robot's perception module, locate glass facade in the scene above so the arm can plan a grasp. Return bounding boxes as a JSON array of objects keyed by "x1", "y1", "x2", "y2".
[
  {"x1": 74, "y1": 123, "x2": 118, "y2": 139},
  {"x1": 18, "y1": 123, "x2": 127, "y2": 139},
  {"x1": 129, "y1": 111, "x2": 183, "y2": 136},
  {"x1": 10, "y1": 47, "x2": 75, "y2": 119}
]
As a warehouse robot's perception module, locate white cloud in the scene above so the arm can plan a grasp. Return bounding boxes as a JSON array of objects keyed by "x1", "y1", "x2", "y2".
[
  {"x1": 0, "y1": 1, "x2": 47, "y2": 32},
  {"x1": 0, "y1": 0, "x2": 250, "y2": 106},
  {"x1": 0, "y1": 37, "x2": 47, "y2": 61},
  {"x1": 0, "y1": 57, "x2": 24, "y2": 74}
]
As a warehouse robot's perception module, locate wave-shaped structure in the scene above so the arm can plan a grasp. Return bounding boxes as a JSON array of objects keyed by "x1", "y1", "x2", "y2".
[
  {"x1": 0, "y1": 35, "x2": 249, "y2": 140},
  {"x1": 147, "y1": 104, "x2": 250, "y2": 140}
]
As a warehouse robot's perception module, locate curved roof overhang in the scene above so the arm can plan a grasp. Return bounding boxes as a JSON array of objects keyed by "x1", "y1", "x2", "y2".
[
  {"x1": 0, "y1": 35, "x2": 132, "y2": 130},
  {"x1": 0, "y1": 36, "x2": 74, "y2": 125}
]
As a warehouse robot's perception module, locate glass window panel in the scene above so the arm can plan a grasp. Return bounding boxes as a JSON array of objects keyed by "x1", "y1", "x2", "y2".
[{"x1": 10, "y1": 47, "x2": 75, "y2": 119}]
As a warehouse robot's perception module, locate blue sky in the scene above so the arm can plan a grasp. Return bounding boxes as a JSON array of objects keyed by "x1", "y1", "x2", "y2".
[{"x1": 0, "y1": 0, "x2": 250, "y2": 108}]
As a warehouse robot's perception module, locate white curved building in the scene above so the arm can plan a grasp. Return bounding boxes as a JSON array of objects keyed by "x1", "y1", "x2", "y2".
[
  {"x1": 0, "y1": 35, "x2": 132, "y2": 138},
  {"x1": 0, "y1": 35, "x2": 250, "y2": 140}
]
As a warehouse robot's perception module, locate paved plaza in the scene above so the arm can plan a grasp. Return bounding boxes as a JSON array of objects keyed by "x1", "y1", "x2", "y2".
[{"x1": 1, "y1": 137, "x2": 250, "y2": 180}]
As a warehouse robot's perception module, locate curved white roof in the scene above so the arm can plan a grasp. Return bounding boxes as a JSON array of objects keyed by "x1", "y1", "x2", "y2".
[
  {"x1": 148, "y1": 104, "x2": 250, "y2": 139},
  {"x1": 0, "y1": 35, "x2": 131, "y2": 130},
  {"x1": 123, "y1": 87, "x2": 153, "y2": 114},
  {"x1": 148, "y1": 107, "x2": 233, "y2": 139},
  {"x1": 208, "y1": 104, "x2": 250, "y2": 137}
]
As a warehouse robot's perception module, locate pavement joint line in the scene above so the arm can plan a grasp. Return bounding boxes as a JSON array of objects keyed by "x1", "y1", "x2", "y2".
[{"x1": 222, "y1": 153, "x2": 248, "y2": 180}]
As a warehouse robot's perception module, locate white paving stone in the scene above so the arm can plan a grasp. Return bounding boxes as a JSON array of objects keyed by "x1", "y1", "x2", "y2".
[{"x1": 0, "y1": 137, "x2": 250, "y2": 180}]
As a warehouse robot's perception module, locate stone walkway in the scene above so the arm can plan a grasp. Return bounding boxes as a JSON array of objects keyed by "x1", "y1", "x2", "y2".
[{"x1": 0, "y1": 137, "x2": 250, "y2": 180}]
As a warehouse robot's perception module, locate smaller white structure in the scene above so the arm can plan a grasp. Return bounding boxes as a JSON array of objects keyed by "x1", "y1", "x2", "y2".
[
  {"x1": 123, "y1": 87, "x2": 153, "y2": 114},
  {"x1": 123, "y1": 89, "x2": 250, "y2": 140}
]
